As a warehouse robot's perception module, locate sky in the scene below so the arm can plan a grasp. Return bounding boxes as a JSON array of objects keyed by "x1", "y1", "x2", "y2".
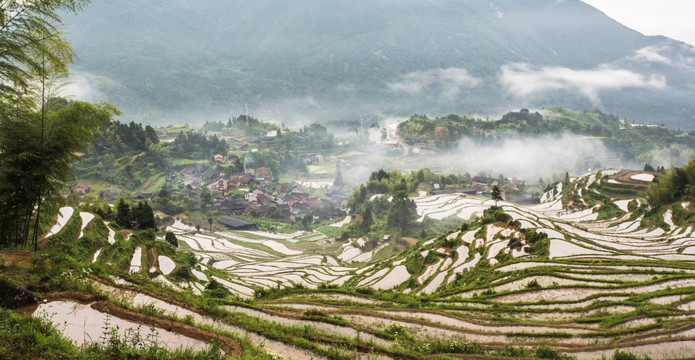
[{"x1": 581, "y1": 0, "x2": 695, "y2": 46}]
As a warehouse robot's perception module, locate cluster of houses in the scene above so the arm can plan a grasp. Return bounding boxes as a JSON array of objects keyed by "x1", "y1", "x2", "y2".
[
  {"x1": 178, "y1": 164, "x2": 348, "y2": 222},
  {"x1": 301, "y1": 153, "x2": 346, "y2": 166}
]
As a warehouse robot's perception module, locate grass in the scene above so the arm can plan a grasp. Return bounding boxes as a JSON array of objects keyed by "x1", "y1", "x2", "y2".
[
  {"x1": 316, "y1": 225, "x2": 344, "y2": 238},
  {"x1": 142, "y1": 173, "x2": 168, "y2": 193},
  {"x1": 169, "y1": 158, "x2": 206, "y2": 166}
]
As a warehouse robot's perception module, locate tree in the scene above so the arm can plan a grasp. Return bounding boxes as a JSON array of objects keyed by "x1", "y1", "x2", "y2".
[
  {"x1": 0, "y1": 0, "x2": 88, "y2": 96},
  {"x1": 165, "y1": 231, "x2": 178, "y2": 247},
  {"x1": 115, "y1": 198, "x2": 131, "y2": 228},
  {"x1": 0, "y1": 1, "x2": 114, "y2": 249},
  {"x1": 200, "y1": 187, "x2": 212, "y2": 210},
  {"x1": 387, "y1": 190, "x2": 417, "y2": 230},
  {"x1": 268, "y1": 205, "x2": 283, "y2": 219},
  {"x1": 491, "y1": 185, "x2": 503, "y2": 206},
  {"x1": 131, "y1": 201, "x2": 155, "y2": 230},
  {"x1": 334, "y1": 167, "x2": 344, "y2": 187},
  {"x1": 361, "y1": 205, "x2": 373, "y2": 231},
  {"x1": 207, "y1": 216, "x2": 213, "y2": 231},
  {"x1": 301, "y1": 215, "x2": 312, "y2": 230},
  {"x1": 195, "y1": 224, "x2": 201, "y2": 233},
  {"x1": 0, "y1": 99, "x2": 117, "y2": 248}
]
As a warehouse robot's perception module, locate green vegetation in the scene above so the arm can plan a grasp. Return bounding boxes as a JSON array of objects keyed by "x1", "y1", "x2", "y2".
[
  {"x1": 645, "y1": 159, "x2": 695, "y2": 208},
  {"x1": 0, "y1": 99, "x2": 117, "y2": 249},
  {"x1": 397, "y1": 108, "x2": 695, "y2": 166}
]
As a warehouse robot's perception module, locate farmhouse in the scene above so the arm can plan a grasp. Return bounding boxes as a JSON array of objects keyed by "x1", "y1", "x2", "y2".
[{"x1": 218, "y1": 216, "x2": 257, "y2": 230}]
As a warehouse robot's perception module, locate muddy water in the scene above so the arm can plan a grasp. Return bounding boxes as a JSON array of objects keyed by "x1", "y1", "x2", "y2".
[
  {"x1": 376, "y1": 310, "x2": 593, "y2": 335},
  {"x1": 225, "y1": 305, "x2": 391, "y2": 347},
  {"x1": 34, "y1": 301, "x2": 208, "y2": 351},
  {"x1": 574, "y1": 340, "x2": 695, "y2": 360},
  {"x1": 96, "y1": 283, "x2": 327, "y2": 360}
]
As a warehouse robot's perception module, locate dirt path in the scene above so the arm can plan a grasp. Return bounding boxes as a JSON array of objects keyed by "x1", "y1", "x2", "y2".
[{"x1": 0, "y1": 250, "x2": 33, "y2": 267}]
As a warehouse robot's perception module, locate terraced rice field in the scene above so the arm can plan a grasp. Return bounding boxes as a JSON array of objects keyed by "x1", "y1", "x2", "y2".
[{"x1": 37, "y1": 170, "x2": 695, "y2": 359}]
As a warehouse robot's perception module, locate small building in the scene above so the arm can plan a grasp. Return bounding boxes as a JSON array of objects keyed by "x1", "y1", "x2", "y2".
[
  {"x1": 213, "y1": 154, "x2": 225, "y2": 163},
  {"x1": 99, "y1": 189, "x2": 121, "y2": 202},
  {"x1": 256, "y1": 168, "x2": 270, "y2": 179},
  {"x1": 218, "y1": 216, "x2": 257, "y2": 230},
  {"x1": 245, "y1": 192, "x2": 257, "y2": 203},
  {"x1": 72, "y1": 183, "x2": 91, "y2": 195},
  {"x1": 471, "y1": 176, "x2": 490, "y2": 186},
  {"x1": 201, "y1": 169, "x2": 219, "y2": 181}
]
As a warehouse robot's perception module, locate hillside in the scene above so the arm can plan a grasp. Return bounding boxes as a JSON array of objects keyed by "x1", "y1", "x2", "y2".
[
  {"x1": 61, "y1": 0, "x2": 695, "y2": 128},
  {"x1": 7, "y1": 166, "x2": 695, "y2": 359}
]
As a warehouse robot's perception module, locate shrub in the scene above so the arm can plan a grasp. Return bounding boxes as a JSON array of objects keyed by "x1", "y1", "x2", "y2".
[
  {"x1": 612, "y1": 349, "x2": 652, "y2": 360},
  {"x1": 165, "y1": 231, "x2": 178, "y2": 247},
  {"x1": 534, "y1": 345, "x2": 574, "y2": 360},
  {"x1": 203, "y1": 279, "x2": 229, "y2": 299},
  {"x1": 526, "y1": 279, "x2": 541, "y2": 289}
]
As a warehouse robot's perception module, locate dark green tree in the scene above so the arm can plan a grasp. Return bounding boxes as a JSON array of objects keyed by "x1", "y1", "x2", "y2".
[
  {"x1": 0, "y1": 100, "x2": 116, "y2": 248},
  {"x1": 115, "y1": 198, "x2": 131, "y2": 228},
  {"x1": 165, "y1": 231, "x2": 178, "y2": 247},
  {"x1": 362, "y1": 204, "x2": 373, "y2": 230},
  {"x1": 491, "y1": 185, "x2": 503, "y2": 206},
  {"x1": 200, "y1": 187, "x2": 212, "y2": 210},
  {"x1": 131, "y1": 201, "x2": 155, "y2": 230},
  {"x1": 387, "y1": 190, "x2": 417, "y2": 231}
]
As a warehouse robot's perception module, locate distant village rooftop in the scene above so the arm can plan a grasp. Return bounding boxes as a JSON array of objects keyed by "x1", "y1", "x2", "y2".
[{"x1": 218, "y1": 216, "x2": 257, "y2": 230}]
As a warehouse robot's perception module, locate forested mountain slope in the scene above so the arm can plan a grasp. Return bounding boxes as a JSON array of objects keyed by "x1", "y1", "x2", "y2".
[{"x1": 62, "y1": 0, "x2": 695, "y2": 128}]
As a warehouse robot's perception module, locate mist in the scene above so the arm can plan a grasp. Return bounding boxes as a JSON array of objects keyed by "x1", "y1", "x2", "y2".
[
  {"x1": 498, "y1": 63, "x2": 667, "y2": 104},
  {"x1": 58, "y1": 72, "x2": 106, "y2": 103},
  {"x1": 388, "y1": 68, "x2": 482, "y2": 101},
  {"x1": 345, "y1": 133, "x2": 623, "y2": 184}
]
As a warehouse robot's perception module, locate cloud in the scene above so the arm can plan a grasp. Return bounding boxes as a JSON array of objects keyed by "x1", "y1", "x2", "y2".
[
  {"x1": 388, "y1": 67, "x2": 481, "y2": 101},
  {"x1": 418, "y1": 133, "x2": 612, "y2": 180},
  {"x1": 58, "y1": 72, "x2": 106, "y2": 103},
  {"x1": 489, "y1": 2, "x2": 504, "y2": 18},
  {"x1": 629, "y1": 45, "x2": 673, "y2": 65},
  {"x1": 498, "y1": 63, "x2": 667, "y2": 103}
]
